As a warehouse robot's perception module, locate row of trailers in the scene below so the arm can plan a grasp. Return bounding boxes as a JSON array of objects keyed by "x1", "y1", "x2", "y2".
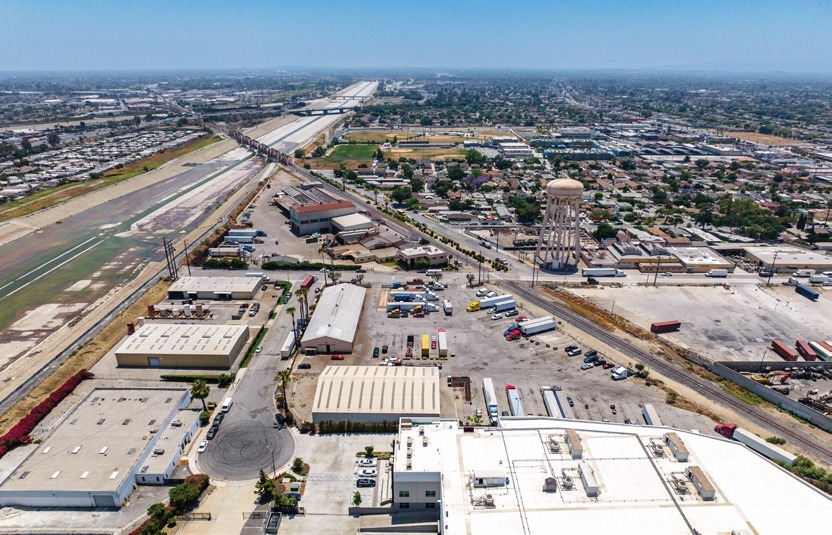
[{"x1": 771, "y1": 339, "x2": 831, "y2": 362}]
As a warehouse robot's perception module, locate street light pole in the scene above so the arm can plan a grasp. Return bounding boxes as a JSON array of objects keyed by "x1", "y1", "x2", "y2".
[{"x1": 767, "y1": 251, "x2": 779, "y2": 288}]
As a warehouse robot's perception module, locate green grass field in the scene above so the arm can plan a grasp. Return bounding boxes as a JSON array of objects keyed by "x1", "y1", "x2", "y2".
[{"x1": 329, "y1": 144, "x2": 377, "y2": 158}]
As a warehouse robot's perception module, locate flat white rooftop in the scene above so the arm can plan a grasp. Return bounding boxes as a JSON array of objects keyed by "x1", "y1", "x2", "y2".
[
  {"x1": 0, "y1": 388, "x2": 188, "y2": 494},
  {"x1": 744, "y1": 245, "x2": 832, "y2": 267},
  {"x1": 301, "y1": 283, "x2": 366, "y2": 345},
  {"x1": 397, "y1": 418, "x2": 832, "y2": 535},
  {"x1": 115, "y1": 322, "x2": 249, "y2": 356},
  {"x1": 167, "y1": 276, "x2": 261, "y2": 295},
  {"x1": 665, "y1": 246, "x2": 733, "y2": 266}
]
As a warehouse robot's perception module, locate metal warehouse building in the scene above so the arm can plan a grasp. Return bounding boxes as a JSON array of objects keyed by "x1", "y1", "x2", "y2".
[
  {"x1": 114, "y1": 322, "x2": 250, "y2": 368},
  {"x1": 312, "y1": 366, "x2": 440, "y2": 425},
  {"x1": 300, "y1": 283, "x2": 366, "y2": 354},
  {"x1": 0, "y1": 388, "x2": 198, "y2": 509},
  {"x1": 166, "y1": 276, "x2": 262, "y2": 300}
]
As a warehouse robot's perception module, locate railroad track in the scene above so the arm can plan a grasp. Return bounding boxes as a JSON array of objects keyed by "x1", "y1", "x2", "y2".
[{"x1": 505, "y1": 281, "x2": 831, "y2": 464}]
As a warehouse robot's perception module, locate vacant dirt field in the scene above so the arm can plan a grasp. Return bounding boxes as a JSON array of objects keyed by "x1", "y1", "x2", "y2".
[{"x1": 722, "y1": 131, "x2": 814, "y2": 147}]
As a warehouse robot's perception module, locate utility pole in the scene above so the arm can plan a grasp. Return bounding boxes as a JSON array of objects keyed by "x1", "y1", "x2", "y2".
[
  {"x1": 183, "y1": 239, "x2": 192, "y2": 277},
  {"x1": 653, "y1": 251, "x2": 663, "y2": 287},
  {"x1": 767, "y1": 251, "x2": 779, "y2": 288}
]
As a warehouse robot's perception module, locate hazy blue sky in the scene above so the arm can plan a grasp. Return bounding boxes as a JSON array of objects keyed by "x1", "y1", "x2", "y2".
[{"x1": 1, "y1": 0, "x2": 830, "y2": 72}]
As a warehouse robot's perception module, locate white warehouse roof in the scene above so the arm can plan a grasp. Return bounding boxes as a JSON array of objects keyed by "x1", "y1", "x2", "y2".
[
  {"x1": 167, "y1": 276, "x2": 261, "y2": 295},
  {"x1": 313, "y1": 366, "x2": 439, "y2": 416},
  {"x1": 301, "y1": 283, "x2": 366, "y2": 345},
  {"x1": 395, "y1": 417, "x2": 832, "y2": 535},
  {"x1": 115, "y1": 323, "x2": 249, "y2": 357}
]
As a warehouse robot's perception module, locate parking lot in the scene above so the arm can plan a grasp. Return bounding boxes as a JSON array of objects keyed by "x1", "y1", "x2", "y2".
[
  {"x1": 571, "y1": 283, "x2": 832, "y2": 362},
  {"x1": 289, "y1": 271, "x2": 717, "y2": 434}
]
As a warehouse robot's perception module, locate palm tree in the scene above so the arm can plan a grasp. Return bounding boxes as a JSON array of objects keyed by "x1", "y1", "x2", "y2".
[
  {"x1": 190, "y1": 379, "x2": 210, "y2": 412},
  {"x1": 466, "y1": 273, "x2": 475, "y2": 287},
  {"x1": 286, "y1": 306, "x2": 296, "y2": 333},
  {"x1": 318, "y1": 245, "x2": 327, "y2": 265},
  {"x1": 296, "y1": 287, "x2": 309, "y2": 322},
  {"x1": 274, "y1": 370, "x2": 292, "y2": 413},
  {"x1": 433, "y1": 273, "x2": 443, "y2": 284},
  {"x1": 330, "y1": 271, "x2": 341, "y2": 285},
  {"x1": 354, "y1": 274, "x2": 364, "y2": 286}
]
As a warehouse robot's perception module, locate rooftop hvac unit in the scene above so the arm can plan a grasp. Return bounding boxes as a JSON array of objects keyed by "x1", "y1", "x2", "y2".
[
  {"x1": 548, "y1": 436, "x2": 561, "y2": 453},
  {"x1": 171, "y1": 420, "x2": 182, "y2": 427},
  {"x1": 561, "y1": 469, "x2": 575, "y2": 490},
  {"x1": 419, "y1": 427, "x2": 425, "y2": 436},
  {"x1": 406, "y1": 460, "x2": 412, "y2": 470},
  {"x1": 422, "y1": 436, "x2": 429, "y2": 446},
  {"x1": 649, "y1": 441, "x2": 665, "y2": 457},
  {"x1": 484, "y1": 494, "x2": 495, "y2": 507},
  {"x1": 671, "y1": 475, "x2": 689, "y2": 494},
  {"x1": 149, "y1": 428, "x2": 158, "y2": 434},
  {"x1": 407, "y1": 448, "x2": 413, "y2": 459},
  {"x1": 407, "y1": 437, "x2": 413, "y2": 447},
  {"x1": 153, "y1": 448, "x2": 165, "y2": 455}
]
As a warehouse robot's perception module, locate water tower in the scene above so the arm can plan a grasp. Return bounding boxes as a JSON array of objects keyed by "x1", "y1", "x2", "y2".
[{"x1": 534, "y1": 178, "x2": 584, "y2": 272}]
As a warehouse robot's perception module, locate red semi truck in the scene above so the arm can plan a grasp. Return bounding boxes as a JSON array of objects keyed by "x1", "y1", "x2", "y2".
[
  {"x1": 650, "y1": 320, "x2": 681, "y2": 333},
  {"x1": 771, "y1": 340, "x2": 798, "y2": 361}
]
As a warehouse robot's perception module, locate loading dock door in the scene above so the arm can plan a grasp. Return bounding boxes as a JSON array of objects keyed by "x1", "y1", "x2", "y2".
[
  {"x1": 92, "y1": 494, "x2": 117, "y2": 507},
  {"x1": 148, "y1": 357, "x2": 160, "y2": 367}
]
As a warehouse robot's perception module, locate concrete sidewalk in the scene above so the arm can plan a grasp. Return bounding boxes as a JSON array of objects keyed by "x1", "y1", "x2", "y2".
[{"x1": 176, "y1": 479, "x2": 258, "y2": 535}]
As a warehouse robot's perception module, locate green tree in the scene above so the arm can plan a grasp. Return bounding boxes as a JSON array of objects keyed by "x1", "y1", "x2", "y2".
[
  {"x1": 352, "y1": 491, "x2": 363, "y2": 507},
  {"x1": 694, "y1": 159, "x2": 710, "y2": 170},
  {"x1": 294, "y1": 148, "x2": 305, "y2": 159},
  {"x1": 255, "y1": 469, "x2": 276, "y2": 500},
  {"x1": 364, "y1": 445, "x2": 375, "y2": 457},
  {"x1": 592, "y1": 223, "x2": 618, "y2": 241},
  {"x1": 447, "y1": 165, "x2": 465, "y2": 181},
  {"x1": 47, "y1": 132, "x2": 61, "y2": 147},
  {"x1": 466, "y1": 273, "x2": 475, "y2": 287},
  {"x1": 292, "y1": 457, "x2": 305, "y2": 473},
  {"x1": 415, "y1": 258, "x2": 431, "y2": 271},
  {"x1": 390, "y1": 186, "x2": 413, "y2": 204},
  {"x1": 169, "y1": 482, "x2": 201, "y2": 510},
  {"x1": 345, "y1": 169, "x2": 358, "y2": 182},
  {"x1": 312, "y1": 145, "x2": 326, "y2": 157},
  {"x1": 190, "y1": 379, "x2": 210, "y2": 412},
  {"x1": 797, "y1": 212, "x2": 807, "y2": 231},
  {"x1": 275, "y1": 370, "x2": 291, "y2": 413}
]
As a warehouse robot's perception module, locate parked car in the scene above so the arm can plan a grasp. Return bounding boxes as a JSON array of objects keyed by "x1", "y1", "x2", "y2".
[
  {"x1": 298, "y1": 363, "x2": 312, "y2": 369},
  {"x1": 256, "y1": 345, "x2": 262, "y2": 353},
  {"x1": 331, "y1": 354, "x2": 345, "y2": 360},
  {"x1": 565, "y1": 345, "x2": 578, "y2": 352},
  {"x1": 475, "y1": 408, "x2": 483, "y2": 418},
  {"x1": 602, "y1": 361, "x2": 616, "y2": 369},
  {"x1": 358, "y1": 458, "x2": 377, "y2": 467},
  {"x1": 515, "y1": 316, "x2": 528, "y2": 323},
  {"x1": 197, "y1": 441, "x2": 208, "y2": 454},
  {"x1": 486, "y1": 292, "x2": 497, "y2": 298},
  {"x1": 490, "y1": 314, "x2": 503, "y2": 320},
  {"x1": 213, "y1": 413, "x2": 224, "y2": 426},
  {"x1": 501, "y1": 411, "x2": 509, "y2": 416},
  {"x1": 357, "y1": 479, "x2": 376, "y2": 488},
  {"x1": 373, "y1": 347, "x2": 380, "y2": 358},
  {"x1": 584, "y1": 349, "x2": 598, "y2": 358},
  {"x1": 583, "y1": 354, "x2": 599, "y2": 363},
  {"x1": 206, "y1": 427, "x2": 217, "y2": 440},
  {"x1": 382, "y1": 344, "x2": 389, "y2": 354},
  {"x1": 358, "y1": 469, "x2": 378, "y2": 478},
  {"x1": 580, "y1": 363, "x2": 593, "y2": 370},
  {"x1": 567, "y1": 348, "x2": 582, "y2": 357},
  {"x1": 566, "y1": 396, "x2": 574, "y2": 407},
  {"x1": 505, "y1": 309, "x2": 519, "y2": 317},
  {"x1": 610, "y1": 404, "x2": 617, "y2": 415},
  {"x1": 431, "y1": 341, "x2": 436, "y2": 349}
]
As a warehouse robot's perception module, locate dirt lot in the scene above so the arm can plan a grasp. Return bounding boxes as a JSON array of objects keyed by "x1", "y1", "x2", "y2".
[
  {"x1": 571, "y1": 284, "x2": 832, "y2": 362},
  {"x1": 289, "y1": 272, "x2": 717, "y2": 434},
  {"x1": 722, "y1": 131, "x2": 814, "y2": 147}
]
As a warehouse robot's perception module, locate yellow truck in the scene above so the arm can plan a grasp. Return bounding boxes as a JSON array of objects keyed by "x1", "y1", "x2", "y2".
[
  {"x1": 421, "y1": 334, "x2": 430, "y2": 358},
  {"x1": 467, "y1": 301, "x2": 481, "y2": 312}
]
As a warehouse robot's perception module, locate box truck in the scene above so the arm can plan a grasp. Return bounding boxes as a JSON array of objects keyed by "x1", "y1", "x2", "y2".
[
  {"x1": 714, "y1": 423, "x2": 797, "y2": 466},
  {"x1": 705, "y1": 269, "x2": 728, "y2": 278}
]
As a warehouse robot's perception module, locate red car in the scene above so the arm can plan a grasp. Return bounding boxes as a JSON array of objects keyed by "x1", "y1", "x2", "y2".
[
  {"x1": 331, "y1": 354, "x2": 345, "y2": 360},
  {"x1": 515, "y1": 316, "x2": 528, "y2": 323},
  {"x1": 602, "y1": 361, "x2": 615, "y2": 369},
  {"x1": 431, "y1": 341, "x2": 437, "y2": 350}
]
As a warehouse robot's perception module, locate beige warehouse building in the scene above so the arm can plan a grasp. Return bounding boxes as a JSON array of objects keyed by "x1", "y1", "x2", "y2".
[
  {"x1": 115, "y1": 323, "x2": 250, "y2": 369},
  {"x1": 312, "y1": 366, "x2": 440, "y2": 425},
  {"x1": 300, "y1": 283, "x2": 366, "y2": 354},
  {"x1": 166, "y1": 276, "x2": 261, "y2": 300}
]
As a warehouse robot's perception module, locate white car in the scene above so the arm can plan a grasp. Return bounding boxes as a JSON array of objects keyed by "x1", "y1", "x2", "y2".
[
  {"x1": 256, "y1": 345, "x2": 262, "y2": 353},
  {"x1": 358, "y1": 468, "x2": 378, "y2": 478},
  {"x1": 486, "y1": 291, "x2": 497, "y2": 298},
  {"x1": 196, "y1": 441, "x2": 208, "y2": 454},
  {"x1": 490, "y1": 314, "x2": 503, "y2": 320},
  {"x1": 358, "y1": 458, "x2": 378, "y2": 467}
]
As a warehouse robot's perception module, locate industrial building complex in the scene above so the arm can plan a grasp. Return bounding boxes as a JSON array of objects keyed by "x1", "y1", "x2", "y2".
[
  {"x1": 166, "y1": 276, "x2": 262, "y2": 301},
  {"x1": 114, "y1": 322, "x2": 250, "y2": 368},
  {"x1": 393, "y1": 417, "x2": 832, "y2": 535},
  {"x1": 312, "y1": 366, "x2": 440, "y2": 425},
  {"x1": 0, "y1": 388, "x2": 197, "y2": 509}
]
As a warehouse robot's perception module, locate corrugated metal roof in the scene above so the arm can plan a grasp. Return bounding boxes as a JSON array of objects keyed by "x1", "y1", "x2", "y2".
[
  {"x1": 301, "y1": 283, "x2": 366, "y2": 345},
  {"x1": 313, "y1": 366, "x2": 439, "y2": 415}
]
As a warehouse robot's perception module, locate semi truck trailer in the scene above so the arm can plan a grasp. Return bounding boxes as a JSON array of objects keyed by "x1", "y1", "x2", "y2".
[
  {"x1": 714, "y1": 423, "x2": 797, "y2": 466},
  {"x1": 581, "y1": 268, "x2": 626, "y2": 277}
]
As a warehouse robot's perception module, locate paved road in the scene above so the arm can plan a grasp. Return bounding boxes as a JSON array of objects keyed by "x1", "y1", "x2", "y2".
[{"x1": 198, "y1": 278, "x2": 302, "y2": 481}]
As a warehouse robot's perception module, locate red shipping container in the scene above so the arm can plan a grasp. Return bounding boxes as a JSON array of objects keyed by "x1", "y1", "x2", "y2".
[
  {"x1": 651, "y1": 320, "x2": 681, "y2": 333},
  {"x1": 771, "y1": 340, "x2": 798, "y2": 361},
  {"x1": 795, "y1": 340, "x2": 817, "y2": 361}
]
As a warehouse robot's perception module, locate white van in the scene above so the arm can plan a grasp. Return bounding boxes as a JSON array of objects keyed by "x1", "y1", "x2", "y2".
[{"x1": 221, "y1": 397, "x2": 233, "y2": 413}]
